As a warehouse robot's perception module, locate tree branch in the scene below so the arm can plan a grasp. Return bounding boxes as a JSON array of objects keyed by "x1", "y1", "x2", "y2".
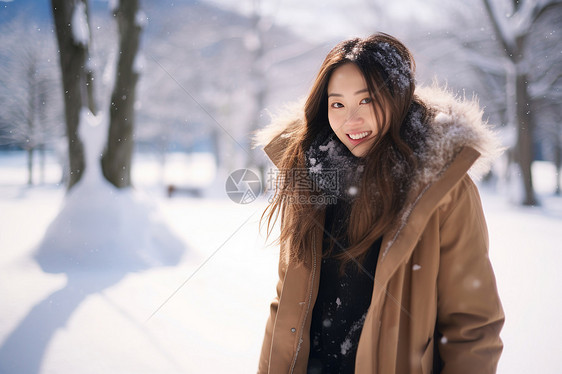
[
  {"x1": 530, "y1": 72, "x2": 562, "y2": 98},
  {"x1": 483, "y1": 0, "x2": 517, "y2": 55}
]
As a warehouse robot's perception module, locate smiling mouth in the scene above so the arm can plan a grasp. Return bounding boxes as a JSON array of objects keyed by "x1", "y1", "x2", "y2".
[{"x1": 347, "y1": 131, "x2": 371, "y2": 140}]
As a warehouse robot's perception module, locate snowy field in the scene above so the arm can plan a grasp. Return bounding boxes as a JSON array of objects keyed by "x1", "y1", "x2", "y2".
[{"x1": 0, "y1": 151, "x2": 561, "y2": 373}]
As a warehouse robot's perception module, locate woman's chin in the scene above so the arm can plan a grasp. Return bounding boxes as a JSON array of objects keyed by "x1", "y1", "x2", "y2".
[{"x1": 348, "y1": 143, "x2": 370, "y2": 157}]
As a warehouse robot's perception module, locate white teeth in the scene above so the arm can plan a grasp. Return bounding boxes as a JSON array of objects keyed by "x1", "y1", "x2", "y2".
[{"x1": 349, "y1": 131, "x2": 369, "y2": 140}]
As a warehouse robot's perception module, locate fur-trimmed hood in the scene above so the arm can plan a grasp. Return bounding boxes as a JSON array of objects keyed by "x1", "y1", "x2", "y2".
[{"x1": 255, "y1": 85, "x2": 502, "y2": 187}]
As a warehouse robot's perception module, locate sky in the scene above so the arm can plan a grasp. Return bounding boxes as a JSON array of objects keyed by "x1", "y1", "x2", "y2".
[{"x1": 202, "y1": 0, "x2": 437, "y2": 42}]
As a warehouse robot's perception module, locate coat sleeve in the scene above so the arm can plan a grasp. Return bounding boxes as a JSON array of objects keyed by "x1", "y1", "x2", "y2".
[
  {"x1": 257, "y1": 246, "x2": 288, "y2": 374},
  {"x1": 257, "y1": 136, "x2": 292, "y2": 374},
  {"x1": 436, "y1": 176, "x2": 504, "y2": 373}
]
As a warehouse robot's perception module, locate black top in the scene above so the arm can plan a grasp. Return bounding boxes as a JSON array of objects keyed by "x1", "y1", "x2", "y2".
[{"x1": 307, "y1": 198, "x2": 382, "y2": 374}]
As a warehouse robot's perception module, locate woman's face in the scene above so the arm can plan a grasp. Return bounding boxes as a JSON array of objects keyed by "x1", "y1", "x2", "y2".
[{"x1": 327, "y1": 62, "x2": 383, "y2": 157}]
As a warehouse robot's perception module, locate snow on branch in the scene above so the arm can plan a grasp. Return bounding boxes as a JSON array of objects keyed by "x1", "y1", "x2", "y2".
[
  {"x1": 108, "y1": 0, "x2": 119, "y2": 13},
  {"x1": 135, "y1": 9, "x2": 148, "y2": 28},
  {"x1": 462, "y1": 49, "x2": 507, "y2": 76},
  {"x1": 530, "y1": 71, "x2": 562, "y2": 98},
  {"x1": 483, "y1": 0, "x2": 517, "y2": 53},
  {"x1": 512, "y1": 0, "x2": 562, "y2": 36},
  {"x1": 133, "y1": 52, "x2": 145, "y2": 74},
  {"x1": 71, "y1": 1, "x2": 90, "y2": 47},
  {"x1": 484, "y1": 0, "x2": 562, "y2": 54}
]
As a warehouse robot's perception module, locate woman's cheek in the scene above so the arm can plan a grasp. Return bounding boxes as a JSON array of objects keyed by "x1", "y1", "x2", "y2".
[{"x1": 328, "y1": 113, "x2": 343, "y2": 132}]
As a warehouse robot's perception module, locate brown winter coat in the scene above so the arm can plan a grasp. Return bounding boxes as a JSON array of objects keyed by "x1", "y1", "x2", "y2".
[{"x1": 257, "y1": 86, "x2": 505, "y2": 374}]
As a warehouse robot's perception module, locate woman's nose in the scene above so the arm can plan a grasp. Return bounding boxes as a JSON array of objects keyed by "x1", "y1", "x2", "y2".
[{"x1": 346, "y1": 107, "x2": 363, "y2": 125}]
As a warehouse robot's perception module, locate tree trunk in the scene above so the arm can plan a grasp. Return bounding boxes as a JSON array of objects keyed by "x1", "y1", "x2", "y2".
[
  {"x1": 482, "y1": 0, "x2": 540, "y2": 206},
  {"x1": 554, "y1": 135, "x2": 562, "y2": 196},
  {"x1": 27, "y1": 147, "x2": 34, "y2": 185},
  {"x1": 51, "y1": 0, "x2": 90, "y2": 190},
  {"x1": 101, "y1": 0, "x2": 142, "y2": 188},
  {"x1": 515, "y1": 71, "x2": 538, "y2": 205},
  {"x1": 39, "y1": 143, "x2": 46, "y2": 184},
  {"x1": 86, "y1": 70, "x2": 97, "y2": 115}
]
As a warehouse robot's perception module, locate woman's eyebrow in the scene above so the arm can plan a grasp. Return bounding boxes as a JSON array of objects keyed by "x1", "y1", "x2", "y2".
[{"x1": 327, "y1": 88, "x2": 369, "y2": 98}]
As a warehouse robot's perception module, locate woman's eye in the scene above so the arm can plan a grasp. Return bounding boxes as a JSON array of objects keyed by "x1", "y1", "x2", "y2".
[
  {"x1": 360, "y1": 97, "x2": 373, "y2": 104},
  {"x1": 331, "y1": 102, "x2": 344, "y2": 108}
]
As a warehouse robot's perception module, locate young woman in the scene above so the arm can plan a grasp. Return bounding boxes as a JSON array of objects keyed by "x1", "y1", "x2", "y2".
[{"x1": 256, "y1": 33, "x2": 504, "y2": 374}]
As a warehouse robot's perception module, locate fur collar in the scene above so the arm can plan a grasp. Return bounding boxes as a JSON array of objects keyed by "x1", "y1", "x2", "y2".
[{"x1": 254, "y1": 85, "x2": 503, "y2": 186}]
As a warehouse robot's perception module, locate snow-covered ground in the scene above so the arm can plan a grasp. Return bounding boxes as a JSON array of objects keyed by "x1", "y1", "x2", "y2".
[{"x1": 0, "y1": 151, "x2": 561, "y2": 373}]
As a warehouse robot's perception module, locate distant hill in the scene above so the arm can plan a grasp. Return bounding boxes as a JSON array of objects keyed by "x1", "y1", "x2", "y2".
[{"x1": 0, "y1": 0, "x2": 161, "y2": 25}]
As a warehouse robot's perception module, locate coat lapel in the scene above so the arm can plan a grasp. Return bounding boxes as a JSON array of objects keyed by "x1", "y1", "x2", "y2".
[{"x1": 373, "y1": 146, "x2": 481, "y2": 302}]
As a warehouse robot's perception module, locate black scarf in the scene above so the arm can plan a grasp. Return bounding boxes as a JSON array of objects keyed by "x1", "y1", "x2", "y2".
[{"x1": 305, "y1": 127, "x2": 364, "y2": 201}]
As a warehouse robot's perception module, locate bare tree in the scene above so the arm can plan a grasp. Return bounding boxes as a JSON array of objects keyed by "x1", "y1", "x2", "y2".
[
  {"x1": 51, "y1": 0, "x2": 96, "y2": 189},
  {"x1": 527, "y1": 7, "x2": 562, "y2": 195},
  {"x1": 406, "y1": 0, "x2": 562, "y2": 204},
  {"x1": 482, "y1": 0, "x2": 562, "y2": 205},
  {"x1": 0, "y1": 20, "x2": 63, "y2": 185},
  {"x1": 138, "y1": 1, "x2": 320, "y2": 181},
  {"x1": 51, "y1": 0, "x2": 144, "y2": 189},
  {"x1": 244, "y1": 0, "x2": 322, "y2": 178},
  {"x1": 101, "y1": 0, "x2": 143, "y2": 188}
]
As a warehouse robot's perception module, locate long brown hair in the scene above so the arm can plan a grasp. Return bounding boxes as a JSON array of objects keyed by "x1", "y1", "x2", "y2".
[{"x1": 262, "y1": 33, "x2": 430, "y2": 268}]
